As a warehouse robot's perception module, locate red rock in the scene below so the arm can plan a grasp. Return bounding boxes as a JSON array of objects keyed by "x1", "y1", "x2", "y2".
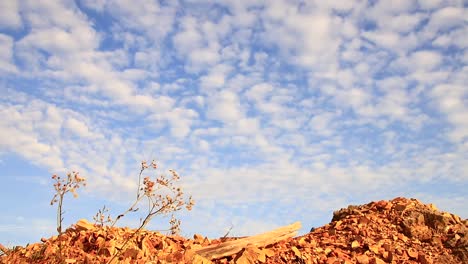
[
  {"x1": 351, "y1": 240, "x2": 360, "y2": 249},
  {"x1": 397, "y1": 233, "x2": 408, "y2": 242},
  {"x1": 419, "y1": 253, "x2": 433, "y2": 264},
  {"x1": 2, "y1": 197, "x2": 467, "y2": 264},
  {"x1": 370, "y1": 256, "x2": 386, "y2": 264},
  {"x1": 368, "y1": 244, "x2": 380, "y2": 254},
  {"x1": 356, "y1": 255, "x2": 369, "y2": 264},
  {"x1": 407, "y1": 248, "x2": 419, "y2": 259},
  {"x1": 375, "y1": 200, "x2": 388, "y2": 209}
]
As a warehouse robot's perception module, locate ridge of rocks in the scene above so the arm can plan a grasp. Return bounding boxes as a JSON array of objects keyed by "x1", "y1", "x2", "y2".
[
  {"x1": 1, "y1": 197, "x2": 466, "y2": 263},
  {"x1": 266, "y1": 197, "x2": 467, "y2": 263}
]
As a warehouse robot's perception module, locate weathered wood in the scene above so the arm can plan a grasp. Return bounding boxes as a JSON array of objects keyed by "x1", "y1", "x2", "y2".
[{"x1": 194, "y1": 222, "x2": 301, "y2": 260}]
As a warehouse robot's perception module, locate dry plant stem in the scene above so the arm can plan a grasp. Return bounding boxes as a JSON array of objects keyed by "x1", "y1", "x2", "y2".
[
  {"x1": 56, "y1": 193, "x2": 65, "y2": 235},
  {"x1": 93, "y1": 205, "x2": 112, "y2": 226},
  {"x1": 0, "y1": 244, "x2": 9, "y2": 257},
  {"x1": 136, "y1": 166, "x2": 144, "y2": 200},
  {"x1": 110, "y1": 164, "x2": 156, "y2": 227},
  {"x1": 106, "y1": 162, "x2": 193, "y2": 263},
  {"x1": 106, "y1": 204, "x2": 170, "y2": 264},
  {"x1": 50, "y1": 172, "x2": 86, "y2": 235},
  {"x1": 110, "y1": 195, "x2": 144, "y2": 228},
  {"x1": 109, "y1": 184, "x2": 165, "y2": 228},
  {"x1": 222, "y1": 225, "x2": 234, "y2": 240}
]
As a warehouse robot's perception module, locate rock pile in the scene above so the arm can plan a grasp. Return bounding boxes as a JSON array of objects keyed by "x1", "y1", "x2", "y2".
[
  {"x1": 0, "y1": 197, "x2": 466, "y2": 263},
  {"x1": 265, "y1": 197, "x2": 467, "y2": 263}
]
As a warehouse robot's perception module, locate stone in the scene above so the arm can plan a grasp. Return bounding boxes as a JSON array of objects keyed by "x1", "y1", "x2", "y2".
[
  {"x1": 419, "y1": 254, "x2": 433, "y2": 264},
  {"x1": 2, "y1": 197, "x2": 467, "y2": 264},
  {"x1": 371, "y1": 257, "x2": 386, "y2": 264},
  {"x1": 74, "y1": 219, "x2": 94, "y2": 231},
  {"x1": 356, "y1": 255, "x2": 369, "y2": 264}
]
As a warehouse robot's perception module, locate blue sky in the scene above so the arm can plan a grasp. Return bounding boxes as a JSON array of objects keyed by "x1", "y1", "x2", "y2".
[{"x1": 1, "y1": 0, "x2": 467, "y2": 246}]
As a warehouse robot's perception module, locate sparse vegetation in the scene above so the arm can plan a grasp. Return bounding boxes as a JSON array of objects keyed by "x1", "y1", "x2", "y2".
[
  {"x1": 50, "y1": 171, "x2": 86, "y2": 235},
  {"x1": 106, "y1": 160, "x2": 194, "y2": 263},
  {"x1": 2, "y1": 196, "x2": 467, "y2": 263},
  {"x1": 92, "y1": 205, "x2": 112, "y2": 227},
  {"x1": 43, "y1": 160, "x2": 194, "y2": 263}
]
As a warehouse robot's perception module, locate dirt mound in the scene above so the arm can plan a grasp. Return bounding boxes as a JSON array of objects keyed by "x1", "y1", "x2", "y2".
[
  {"x1": 266, "y1": 197, "x2": 467, "y2": 264},
  {"x1": 1, "y1": 197, "x2": 466, "y2": 263}
]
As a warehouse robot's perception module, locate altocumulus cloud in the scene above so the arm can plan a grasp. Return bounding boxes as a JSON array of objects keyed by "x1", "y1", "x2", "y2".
[{"x1": 0, "y1": 0, "x2": 467, "y2": 245}]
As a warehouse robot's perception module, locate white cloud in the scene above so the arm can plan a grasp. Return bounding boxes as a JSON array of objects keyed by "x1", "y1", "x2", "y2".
[
  {"x1": 427, "y1": 6, "x2": 466, "y2": 32},
  {"x1": 380, "y1": 13, "x2": 425, "y2": 34},
  {"x1": 172, "y1": 16, "x2": 222, "y2": 71},
  {"x1": 22, "y1": 0, "x2": 89, "y2": 30},
  {"x1": 197, "y1": 139, "x2": 210, "y2": 152},
  {"x1": 431, "y1": 84, "x2": 468, "y2": 142},
  {"x1": 65, "y1": 117, "x2": 94, "y2": 138},
  {"x1": 308, "y1": 112, "x2": 337, "y2": 136},
  {"x1": 371, "y1": 0, "x2": 418, "y2": 15},
  {"x1": 409, "y1": 50, "x2": 443, "y2": 71},
  {"x1": 122, "y1": 69, "x2": 149, "y2": 81},
  {"x1": 14, "y1": 1, "x2": 152, "y2": 113},
  {"x1": 261, "y1": 4, "x2": 340, "y2": 68},
  {"x1": 245, "y1": 83, "x2": 274, "y2": 102},
  {"x1": 188, "y1": 47, "x2": 220, "y2": 70},
  {"x1": 200, "y1": 18, "x2": 232, "y2": 44},
  {"x1": 200, "y1": 73, "x2": 225, "y2": 91},
  {"x1": 0, "y1": 0, "x2": 22, "y2": 29},
  {"x1": 463, "y1": 50, "x2": 468, "y2": 64},
  {"x1": 1, "y1": 0, "x2": 467, "y2": 245},
  {"x1": 199, "y1": 64, "x2": 231, "y2": 92},
  {"x1": 362, "y1": 31, "x2": 400, "y2": 50},
  {"x1": 0, "y1": 102, "x2": 62, "y2": 169},
  {"x1": 375, "y1": 89, "x2": 409, "y2": 119},
  {"x1": 418, "y1": 0, "x2": 445, "y2": 10},
  {"x1": 235, "y1": 118, "x2": 260, "y2": 135},
  {"x1": 339, "y1": 88, "x2": 371, "y2": 110},
  {"x1": 0, "y1": 34, "x2": 17, "y2": 73},
  {"x1": 206, "y1": 91, "x2": 243, "y2": 123},
  {"x1": 134, "y1": 50, "x2": 161, "y2": 70},
  {"x1": 433, "y1": 27, "x2": 468, "y2": 49},
  {"x1": 173, "y1": 17, "x2": 203, "y2": 54},
  {"x1": 154, "y1": 95, "x2": 176, "y2": 112},
  {"x1": 18, "y1": 27, "x2": 98, "y2": 55},
  {"x1": 89, "y1": 0, "x2": 177, "y2": 40},
  {"x1": 166, "y1": 108, "x2": 199, "y2": 138},
  {"x1": 222, "y1": 0, "x2": 260, "y2": 28},
  {"x1": 316, "y1": 0, "x2": 357, "y2": 13}
]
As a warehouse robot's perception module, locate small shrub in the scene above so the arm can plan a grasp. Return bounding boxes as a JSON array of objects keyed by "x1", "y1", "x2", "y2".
[
  {"x1": 106, "y1": 160, "x2": 194, "y2": 263},
  {"x1": 49, "y1": 160, "x2": 194, "y2": 263},
  {"x1": 93, "y1": 205, "x2": 113, "y2": 226}
]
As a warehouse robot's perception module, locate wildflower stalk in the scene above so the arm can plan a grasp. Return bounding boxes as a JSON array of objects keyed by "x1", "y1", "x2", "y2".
[
  {"x1": 106, "y1": 161, "x2": 194, "y2": 263},
  {"x1": 50, "y1": 172, "x2": 86, "y2": 235}
]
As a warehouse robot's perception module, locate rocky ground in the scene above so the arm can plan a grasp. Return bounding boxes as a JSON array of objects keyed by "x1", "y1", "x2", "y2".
[{"x1": 1, "y1": 197, "x2": 466, "y2": 263}]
